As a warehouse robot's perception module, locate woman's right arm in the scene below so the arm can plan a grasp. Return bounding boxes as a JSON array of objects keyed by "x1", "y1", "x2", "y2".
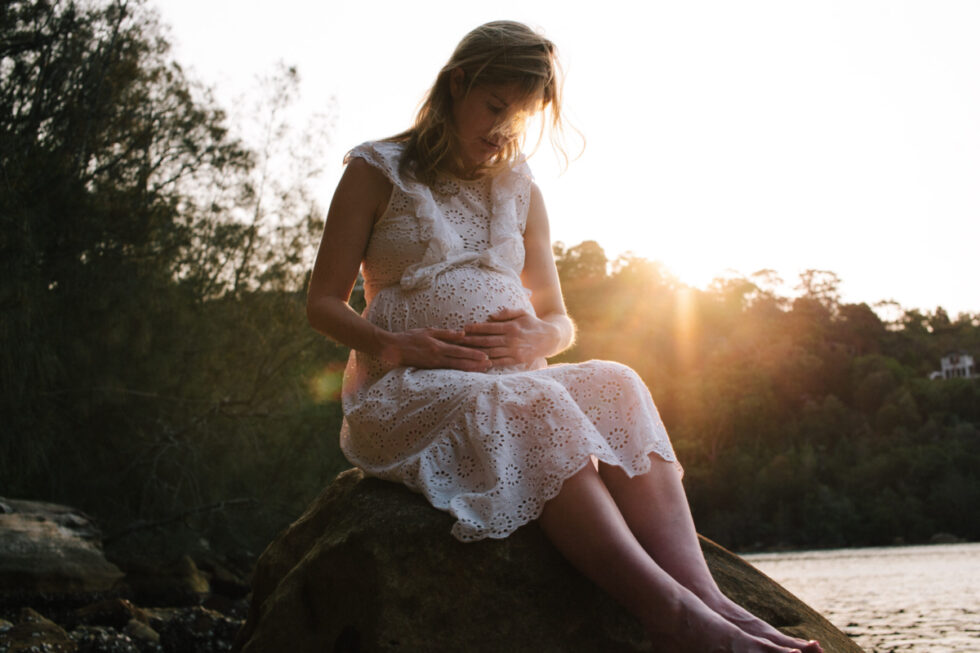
[{"x1": 306, "y1": 158, "x2": 492, "y2": 372}]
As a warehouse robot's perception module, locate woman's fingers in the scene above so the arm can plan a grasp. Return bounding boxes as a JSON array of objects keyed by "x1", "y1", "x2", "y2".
[
  {"x1": 488, "y1": 307, "x2": 527, "y2": 321},
  {"x1": 384, "y1": 328, "x2": 491, "y2": 371},
  {"x1": 462, "y1": 321, "x2": 509, "y2": 336},
  {"x1": 443, "y1": 343, "x2": 489, "y2": 361},
  {"x1": 459, "y1": 327, "x2": 519, "y2": 362},
  {"x1": 455, "y1": 334, "x2": 508, "y2": 348},
  {"x1": 427, "y1": 330, "x2": 498, "y2": 363},
  {"x1": 440, "y1": 344, "x2": 492, "y2": 371},
  {"x1": 429, "y1": 335, "x2": 489, "y2": 360},
  {"x1": 398, "y1": 317, "x2": 539, "y2": 370},
  {"x1": 423, "y1": 330, "x2": 493, "y2": 370},
  {"x1": 426, "y1": 327, "x2": 467, "y2": 341},
  {"x1": 460, "y1": 312, "x2": 534, "y2": 365}
]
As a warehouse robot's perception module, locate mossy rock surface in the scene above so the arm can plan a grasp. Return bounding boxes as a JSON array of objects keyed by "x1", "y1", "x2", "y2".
[{"x1": 236, "y1": 469, "x2": 863, "y2": 653}]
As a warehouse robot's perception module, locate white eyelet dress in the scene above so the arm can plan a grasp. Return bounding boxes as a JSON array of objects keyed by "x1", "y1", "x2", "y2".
[{"x1": 339, "y1": 141, "x2": 679, "y2": 542}]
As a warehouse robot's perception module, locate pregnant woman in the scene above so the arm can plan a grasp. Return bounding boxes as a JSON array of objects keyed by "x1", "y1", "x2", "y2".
[{"x1": 306, "y1": 20, "x2": 821, "y2": 653}]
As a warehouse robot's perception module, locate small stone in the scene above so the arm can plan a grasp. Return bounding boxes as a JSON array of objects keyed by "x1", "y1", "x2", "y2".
[
  {"x1": 202, "y1": 593, "x2": 248, "y2": 619},
  {"x1": 123, "y1": 618, "x2": 160, "y2": 644},
  {"x1": 118, "y1": 554, "x2": 210, "y2": 606},
  {"x1": 153, "y1": 606, "x2": 242, "y2": 653},
  {"x1": 0, "y1": 608, "x2": 76, "y2": 652},
  {"x1": 194, "y1": 555, "x2": 249, "y2": 599},
  {"x1": 69, "y1": 625, "x2": 142, "y2": 653},
  {"x1": 73, "y1": 598, "x2": 149, "y2": 629},
  {"x1": 929, "y1": 532, "x2": 964, "y2": 544}
]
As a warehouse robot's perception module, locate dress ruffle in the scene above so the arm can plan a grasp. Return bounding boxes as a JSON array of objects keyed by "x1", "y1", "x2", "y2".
[{"x1": 345, "y1": 141, "x2": 531, "y2": 290}]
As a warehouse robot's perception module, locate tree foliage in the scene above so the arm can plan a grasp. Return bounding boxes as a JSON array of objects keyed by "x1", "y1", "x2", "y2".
[
  {"x1": 556, "y1": 248, "x2": 980, "y2": 549},
  {"x1": 1, "y1": 0, "x2": 340, "y2": 558}
]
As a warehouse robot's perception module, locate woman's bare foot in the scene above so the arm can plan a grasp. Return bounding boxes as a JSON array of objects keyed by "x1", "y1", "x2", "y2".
[
  {"x1": 649, "y1": 595, "x2": 805, "y2": 653},
  {"x1": 702, "y1": 593, "x2": 822, "y2": 653}
]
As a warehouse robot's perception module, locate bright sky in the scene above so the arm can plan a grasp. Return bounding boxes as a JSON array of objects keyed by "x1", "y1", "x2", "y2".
[{"x1": 157, "y1": 0, "x2": 979, "y2": 316}]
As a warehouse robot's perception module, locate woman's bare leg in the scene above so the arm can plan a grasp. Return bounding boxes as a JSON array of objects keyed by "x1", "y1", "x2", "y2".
[
  {"x1": 538, "y1": 463, "x2": 804, "y2": 653},
  {"x1": 598, "y1": 456, "x2": 822, "y2": 653}
]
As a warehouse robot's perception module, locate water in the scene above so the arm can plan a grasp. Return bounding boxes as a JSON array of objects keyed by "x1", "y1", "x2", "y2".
[{"x1": 744, "y1": 543, "x2": 980, "y2": 653}]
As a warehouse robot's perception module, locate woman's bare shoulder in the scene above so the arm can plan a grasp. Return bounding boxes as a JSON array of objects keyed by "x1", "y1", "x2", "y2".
[
  {"x1": 344, "y1": 156, "x2": 392, "y2": 190},
  {"x1": 335, "y1": 157, "x2": 394, "y2": 220}
]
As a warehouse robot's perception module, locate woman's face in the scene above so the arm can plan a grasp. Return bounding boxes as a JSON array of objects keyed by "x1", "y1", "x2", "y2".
[{"x1": 449, "y1": 70, "x2": 534, "y2": 173}]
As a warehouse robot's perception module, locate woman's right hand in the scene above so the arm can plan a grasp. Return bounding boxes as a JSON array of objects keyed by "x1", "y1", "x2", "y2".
[{"x1": 377, "y1": 328, "x2": 493, "y2": 372}]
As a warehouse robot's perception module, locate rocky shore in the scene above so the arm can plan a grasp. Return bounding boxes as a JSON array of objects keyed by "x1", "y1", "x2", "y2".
[
  {"x1": 4, "y1": 477, "x2": 867, "y2": 653},
  {"x1": 0, "y1": 498, "x2": 248, "y2": 653},
  {"x1": 1, "y1": 600, "x2": 245, "y2": 653}
]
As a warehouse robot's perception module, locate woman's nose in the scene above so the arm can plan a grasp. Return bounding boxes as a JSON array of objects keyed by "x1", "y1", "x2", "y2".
[{"x1": 491, "y1": 119, "x2": 518, "y2": 142}]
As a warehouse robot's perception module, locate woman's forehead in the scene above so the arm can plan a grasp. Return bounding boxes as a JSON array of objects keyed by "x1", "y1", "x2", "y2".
[{"x1": 480, "y1": 83, "x2": 541, "y2": 110}]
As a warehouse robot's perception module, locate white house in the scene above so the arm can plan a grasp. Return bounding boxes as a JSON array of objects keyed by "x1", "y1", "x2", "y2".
[{"x1": 929, "y1": 351, "x2": 977, "y2": 380}]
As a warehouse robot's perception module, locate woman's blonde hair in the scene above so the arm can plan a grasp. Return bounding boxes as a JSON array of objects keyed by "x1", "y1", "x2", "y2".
[{"x1": 391, "y1": 21, "x2": 571, "y2": 183}]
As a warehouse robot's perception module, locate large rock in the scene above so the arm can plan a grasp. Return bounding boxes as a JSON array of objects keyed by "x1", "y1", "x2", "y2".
[
  {"x1": 0, "y1": 497, "x2": 124, "y2": 601},
  {"x1": 235, "y1": 469, "x2": 864, "y2": 653},
  {"x1": 0, "y1": 607, "x2": 77, "y2": 652}
]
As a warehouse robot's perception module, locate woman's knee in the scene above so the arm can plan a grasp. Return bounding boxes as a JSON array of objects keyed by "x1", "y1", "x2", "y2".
[{"x1": 584, "y1": 360, "x2": 645, "y2": 387}]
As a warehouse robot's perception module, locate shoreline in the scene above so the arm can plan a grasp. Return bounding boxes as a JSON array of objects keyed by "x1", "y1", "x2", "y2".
[{"x1": 736, "y1": 535, "x2": 974, "y2": 557}]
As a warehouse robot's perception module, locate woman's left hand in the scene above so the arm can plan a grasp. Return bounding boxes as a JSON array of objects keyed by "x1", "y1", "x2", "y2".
[{"x1": 460, "y1": 308, "x2": 562, "y2": 367}]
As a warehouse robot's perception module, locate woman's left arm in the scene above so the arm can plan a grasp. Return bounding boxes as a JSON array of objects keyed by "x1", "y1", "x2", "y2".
[{"x1": 462, "y1": 182, "x2": 575, "y2": 366}]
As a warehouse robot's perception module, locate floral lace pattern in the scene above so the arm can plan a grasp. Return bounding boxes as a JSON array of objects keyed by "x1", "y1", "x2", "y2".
[{"x1": 339, "y1": 141, "x2": 678, "y2": 541}]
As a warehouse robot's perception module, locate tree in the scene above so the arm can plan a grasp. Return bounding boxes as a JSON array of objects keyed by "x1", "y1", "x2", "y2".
[
  {"x1": 796, "y1": 269, "x2": 841, "y2": 311},
  {"x1": 3, "y1": 0, "x2": 250, "y2": 486},
  {"x1": 553, "y1": 240, "x2": 607, "y2": 286},
  {"x1": 1, "y1": 1, "x2": 344, "y2": 555}
]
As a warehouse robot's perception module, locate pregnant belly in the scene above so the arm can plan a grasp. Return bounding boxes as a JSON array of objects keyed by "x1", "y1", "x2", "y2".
[{"x1": 364, "y1": 267, "x2": 535, "y2": 332}]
